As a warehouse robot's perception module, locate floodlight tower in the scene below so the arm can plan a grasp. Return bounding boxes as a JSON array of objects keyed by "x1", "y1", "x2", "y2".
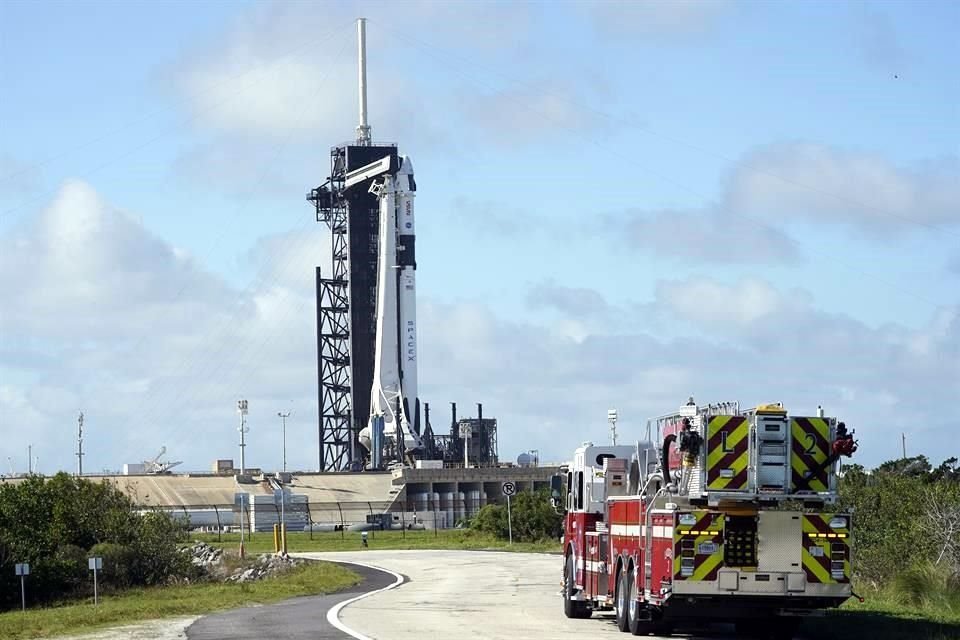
[
  {"x1": 76, "y1": 411, "x2": 84, "y2": 476},
  {"x1": 237, "y1": 399, "x2": 249, "y2": 473},
  {"x1": 608, "y1": 408, "x2": 619, "y2": 446}
]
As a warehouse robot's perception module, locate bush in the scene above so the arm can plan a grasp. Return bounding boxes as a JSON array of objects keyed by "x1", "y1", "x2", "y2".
[
  {"x1": 0, "y1": 473, "x2": 191, "y2": 609},
  {"x1": 89, "y1": 542, "x2": 136, "y2": 589},
  {"x1": 470, "y1": 489, "x2": 562, "y2": 543}
]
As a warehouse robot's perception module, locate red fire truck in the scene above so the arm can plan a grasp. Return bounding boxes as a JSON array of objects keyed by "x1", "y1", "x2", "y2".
[{"x1": 556, "y1": 399, "x2": 858, "y2": 638}]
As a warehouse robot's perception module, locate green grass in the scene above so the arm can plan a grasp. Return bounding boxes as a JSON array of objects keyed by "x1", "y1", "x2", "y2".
[
  {"x1": 0, "y1": 561, "x2": 360, "y2": 640},
  {"x1": 805, "y1": 584, "x2": 960, "y2": 640},
  {"x1": 193, "y1": 528, "x2": 562, "y2": 555}
]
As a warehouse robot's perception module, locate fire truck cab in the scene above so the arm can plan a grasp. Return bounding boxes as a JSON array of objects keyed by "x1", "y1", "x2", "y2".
[{"x1": 559, "y1": 399, "x2": 857, "y2": 638}]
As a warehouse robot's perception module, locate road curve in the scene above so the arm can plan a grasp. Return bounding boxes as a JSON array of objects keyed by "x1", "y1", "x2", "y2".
[
  {"x1": 301, "y1": 550, "x2": 638, "y2": 639},
  {"x1": 185, "y1": 562, "x2": 396, "y2": 640}
]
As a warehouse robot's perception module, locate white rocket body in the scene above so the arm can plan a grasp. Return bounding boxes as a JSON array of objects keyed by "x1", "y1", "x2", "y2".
[{"x1": 358, "y1": 156, "x2": 422, "y2": 460}]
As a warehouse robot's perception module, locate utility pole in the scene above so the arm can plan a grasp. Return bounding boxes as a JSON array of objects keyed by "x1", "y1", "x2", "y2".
[
  {"x1": 277, "y1": 411, "x2": 291, "y2": 473},
  {"x1": 77, "y1": 411, "x2": 84, "y2": 476},
  {"x1": 607, "y1": 408, "x2": 619, "y2": 446},
  {"x1": 237, "y1": 400, "x2": 249, "y2": 474}
]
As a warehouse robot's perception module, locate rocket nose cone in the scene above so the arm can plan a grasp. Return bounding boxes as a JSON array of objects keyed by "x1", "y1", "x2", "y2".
[{"x1": 399, "y1": 156, "x2": 414, "y2": 175}]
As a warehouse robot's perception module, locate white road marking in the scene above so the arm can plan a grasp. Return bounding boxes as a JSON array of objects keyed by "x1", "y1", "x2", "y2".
[{"x1": 325, "y1": 561, "x2": 406, "y2": 640}]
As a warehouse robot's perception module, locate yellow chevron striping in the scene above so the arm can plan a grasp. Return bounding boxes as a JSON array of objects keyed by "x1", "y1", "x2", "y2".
[
  {"x1": 708, "y1": 450, "x2": 749, "y2": 490},
  {"x1": 706, "y1": 422, "x2": 748, "y2": 468}
]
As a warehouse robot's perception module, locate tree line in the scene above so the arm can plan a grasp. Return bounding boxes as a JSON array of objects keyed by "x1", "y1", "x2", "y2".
[{"x1": 0, "y1": 473, "x2": 192, "y2": 609}]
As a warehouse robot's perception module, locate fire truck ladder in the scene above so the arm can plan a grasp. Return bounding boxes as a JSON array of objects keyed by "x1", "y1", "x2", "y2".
[{"x1": 642, "y1": 486, "x2": 667, "y2": 599}]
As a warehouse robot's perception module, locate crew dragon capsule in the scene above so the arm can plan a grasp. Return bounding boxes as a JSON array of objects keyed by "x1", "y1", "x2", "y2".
[{"x1": 348, "y1": 155, "x2": 424, "y2": 464}]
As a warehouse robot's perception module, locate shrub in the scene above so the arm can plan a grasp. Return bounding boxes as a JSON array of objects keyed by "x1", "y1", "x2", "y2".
[
  {"x1": 470, "y1": 489, "x2": 562, "y2": 543},
  {"x1": 89, "y1": 542, "x2": 136, "y2": 589},
  {"x1": 0, "y1": 473, "x2": 192, "y2": 609}
]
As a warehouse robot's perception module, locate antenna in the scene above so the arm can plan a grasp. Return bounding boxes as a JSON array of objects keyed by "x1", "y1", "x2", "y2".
[
  {"x1": 77, "y1": 411, "x2": 84, "y2": 476},
  {"x1": 608, "y1": 408, "x2": 619, "y2": 446},
  {"x1": 356, "y1": 18, "x2": 372, "y2": 145}
]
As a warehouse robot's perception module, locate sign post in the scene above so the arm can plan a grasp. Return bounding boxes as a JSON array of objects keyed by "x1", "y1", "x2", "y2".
[
  {"x1": 274, "y1": 487, "x2": 288, "y2": 554},
  {"x1": 88, "y1": 557, "x2": 102, "y2": 605},
  {"x1": 15, "y1": 563, "x2": 29, "y2": 611},
  {"x1": 501, "y1": 482, "x2": 516, "y2": 545},
  {"x1": 235, "y1": 492, "x2": 248, "y2": 558}
]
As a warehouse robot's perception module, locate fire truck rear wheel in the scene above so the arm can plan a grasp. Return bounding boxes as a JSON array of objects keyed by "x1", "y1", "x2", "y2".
[
  {"x1": 615, "y1": 567, "x2": 629, "y2": 632},
  {"x1": 563, "y1": 554, "x2": 591, "y2": 619},
  {"x1": 626, "y1": 564, "x2": 652, "y2": 636}
]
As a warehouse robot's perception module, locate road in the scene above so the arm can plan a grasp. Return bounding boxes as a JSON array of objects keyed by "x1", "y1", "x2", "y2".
[
  {"x1": 300, "y1": 550, "x2": 735, "y2": 640},
  {"x1": 185, "y1": 563, "x2": 395, "y2": 640}
]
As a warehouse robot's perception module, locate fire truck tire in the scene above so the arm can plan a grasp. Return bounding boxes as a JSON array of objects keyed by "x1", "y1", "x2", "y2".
[
  {"x1": 563, "y1": 555, "x2": 591, "y2": 619},
  {"x1": 626, "y1": 564, "x2": 652, "y2": 636},
  {"x1": 615, "y1": 568, "x2": 629, "y2": 632}
]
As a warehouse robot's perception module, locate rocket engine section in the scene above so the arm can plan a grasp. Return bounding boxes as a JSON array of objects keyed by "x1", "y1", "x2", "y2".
[{"x1": 355, "y1": 156, "x2": 423, "y2": 466}]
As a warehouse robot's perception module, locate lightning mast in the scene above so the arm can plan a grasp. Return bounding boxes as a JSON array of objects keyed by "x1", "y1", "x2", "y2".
[
  {"x1": 76, "y1": 411, "x2": 84, "y2": 476},
  {"x1": 356, "y1": 18, "x2": 371, "y2": 145}
]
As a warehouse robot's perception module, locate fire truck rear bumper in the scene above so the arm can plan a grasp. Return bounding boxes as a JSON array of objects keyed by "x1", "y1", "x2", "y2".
[{"x1": 672, "y1": 570, "x2": 850, "y2": 599}]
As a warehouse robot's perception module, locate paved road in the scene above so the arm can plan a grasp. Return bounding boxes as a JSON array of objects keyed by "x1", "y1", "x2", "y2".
[
  {"x1": 301, "y1": 550, "x2": 732, "y2": 640},
  {"x1": 186, "y1": 563, "x2": 396, "y2": 640}
]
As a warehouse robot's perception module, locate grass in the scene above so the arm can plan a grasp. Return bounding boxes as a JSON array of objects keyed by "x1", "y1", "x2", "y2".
[
  {"x1": 805, "y1": 571, "x2": 960, "y2": 640},
  {"x1": 0, "y1": 560, "x2": 360, "y2": 640},
  {"x1": 193, "y1": 527, "x2": 563, "y2": 555}
]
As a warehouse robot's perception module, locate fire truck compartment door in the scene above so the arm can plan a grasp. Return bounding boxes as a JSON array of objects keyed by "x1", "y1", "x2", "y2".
[
  {"x1": 705, "y1": 416, "x2": 750, "y2": 491},
  {"x1": 787, "y1": 572, "x2": 806, "y2": 592},
  {"x1": 718, "y1": 570, "x2": 739, "y2": 591}
]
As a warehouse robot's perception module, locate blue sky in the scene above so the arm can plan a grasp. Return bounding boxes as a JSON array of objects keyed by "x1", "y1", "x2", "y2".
[{"x1": 1, "y1": 0, "x2": 958, "y2": 475}]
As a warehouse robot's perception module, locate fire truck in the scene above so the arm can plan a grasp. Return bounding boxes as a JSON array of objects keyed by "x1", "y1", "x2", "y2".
[{"x1": 556, "y1": 399, "x2": 858, "y2": 638}]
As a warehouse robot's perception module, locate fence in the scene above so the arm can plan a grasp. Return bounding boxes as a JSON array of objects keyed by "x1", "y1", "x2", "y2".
[{"x1": 142, "y1": 494, "x2": 494, "y2": 541}]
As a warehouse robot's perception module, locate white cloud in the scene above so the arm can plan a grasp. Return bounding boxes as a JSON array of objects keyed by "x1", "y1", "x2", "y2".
[
  {"x1": 0, "y1": 180, "x2": 329, "y2": 474},
  {"x1": 527, "y1": 281, "x2": 610, "y2": 318},
  {"x1": 458, "y1": 83, "x2": 606, "y2": 144},
  {"x1": 1, "y1": 183, "x2": 957, "y2": 474},
  {"x1": 170, "y1": 1, "x2": 535, "y2": 144},
  {"x1": 654, "y1": 277, "x2": 807, "y2": 329},
  {"x1": 605, "y1": 207, "x2": 800, "y2": 264},
  {"x1": 725, "y1": 143, "x2": 960, "y2": 231},
  {"x1": 602, "y1": 144, "x2": 959, "y2": 264}
]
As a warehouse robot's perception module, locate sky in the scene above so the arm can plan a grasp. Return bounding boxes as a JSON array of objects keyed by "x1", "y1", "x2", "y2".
[{"x1": 0, "y1": 0, "x2": 958, "y2": 475}]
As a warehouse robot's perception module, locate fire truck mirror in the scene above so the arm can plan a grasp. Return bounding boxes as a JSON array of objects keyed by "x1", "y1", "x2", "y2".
[{"x1": 550, "y1": 474, "x2": 564, "y2": 497}]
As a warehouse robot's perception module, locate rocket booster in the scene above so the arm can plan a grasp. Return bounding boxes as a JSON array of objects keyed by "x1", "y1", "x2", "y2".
[
  {"x1": 360, "y1": 156, "x2": 422, "y2": 459},
  {"x1": 396, "y1": 157, "x2": 420, "y2": 446}
]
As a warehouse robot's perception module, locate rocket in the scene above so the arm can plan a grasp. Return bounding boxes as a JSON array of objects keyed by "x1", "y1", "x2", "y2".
[
  {"x1": 395, "y1": 157, "x2": 421, "y2": 451},
  {"x1": 357, "y1": 156, "x2": 423, "y2": 463}
]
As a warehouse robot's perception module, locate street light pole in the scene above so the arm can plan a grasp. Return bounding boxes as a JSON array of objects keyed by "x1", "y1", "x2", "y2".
[{"x1": 277, "y1": 411, "x2": 291, "y2": 473}]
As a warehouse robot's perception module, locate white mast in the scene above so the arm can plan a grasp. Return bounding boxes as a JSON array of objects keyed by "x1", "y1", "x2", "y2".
[{"x1": 356, "y1": 18, "x2": 371, "y2": 145}]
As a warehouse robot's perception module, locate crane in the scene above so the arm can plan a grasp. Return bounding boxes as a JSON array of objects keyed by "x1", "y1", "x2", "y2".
[{"x1": 142, "y1": 446, "x2": 183, "y2": 474}]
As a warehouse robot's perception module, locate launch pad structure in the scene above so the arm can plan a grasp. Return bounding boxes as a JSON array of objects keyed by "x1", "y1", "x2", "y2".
[
  {"x1": 310, "y1": 143, "x2": 398, "y2": 472},
  {"x1": 308, "y1": 19, "x2": 499, "y2": 472}
]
